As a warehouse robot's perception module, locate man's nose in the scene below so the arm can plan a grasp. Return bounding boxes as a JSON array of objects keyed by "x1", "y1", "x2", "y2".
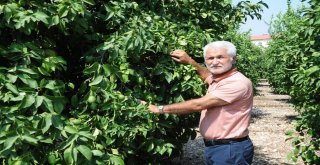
[{"x1": 212, "y1": 58, "x2": 219, "y2": 64}]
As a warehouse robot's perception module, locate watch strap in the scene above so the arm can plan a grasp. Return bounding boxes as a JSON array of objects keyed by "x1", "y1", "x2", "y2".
[{"x1": 158, "y1": 105, "x2": 164, "y2": 114}]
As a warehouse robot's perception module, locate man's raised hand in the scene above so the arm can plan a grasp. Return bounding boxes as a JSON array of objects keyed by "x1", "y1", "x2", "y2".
[{"x1": 170, "y1": 50, "x2": 193, "y2": 64}]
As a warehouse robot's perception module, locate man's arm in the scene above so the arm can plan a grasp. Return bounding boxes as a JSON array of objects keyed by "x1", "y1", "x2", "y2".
[
  {"x1": 170, "y1": 50, "x2": 211, "y2": 81},
  {"x1": 148, "y1": 94, "x2": 229, "y2": 114}
]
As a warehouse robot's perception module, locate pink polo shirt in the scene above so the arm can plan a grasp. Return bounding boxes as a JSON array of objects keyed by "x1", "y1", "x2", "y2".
[{"x1": 199, "y1": 70, "x2": 253, "y2": 140}]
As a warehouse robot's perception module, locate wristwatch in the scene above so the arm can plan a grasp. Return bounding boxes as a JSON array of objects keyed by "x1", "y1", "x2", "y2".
[{"x1": 158, "y1": 105, "x2": 164, "y2": 114}]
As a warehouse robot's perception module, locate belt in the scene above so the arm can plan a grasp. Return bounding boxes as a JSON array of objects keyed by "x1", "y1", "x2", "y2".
[{"x1": 203, "y1": 136, "x2": 249, "y2": 147}]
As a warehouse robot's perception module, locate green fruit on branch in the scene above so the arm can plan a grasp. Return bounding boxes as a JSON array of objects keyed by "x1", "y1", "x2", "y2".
[{"x1": 87, "y1": 95, "x2": 96, "y2": 103}]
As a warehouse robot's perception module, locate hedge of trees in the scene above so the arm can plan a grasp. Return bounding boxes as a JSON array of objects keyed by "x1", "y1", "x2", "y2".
[
  {"x1": 0, "y1": 0, "x2": 266, "y2": 164},
  {"x1": 265, "y1": 0, "x2": 320, "y2": 164}
]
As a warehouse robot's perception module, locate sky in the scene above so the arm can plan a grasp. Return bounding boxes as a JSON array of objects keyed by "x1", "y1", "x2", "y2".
[{"x1": 232, "y1": 0, "x2": 306, "y2": 35}]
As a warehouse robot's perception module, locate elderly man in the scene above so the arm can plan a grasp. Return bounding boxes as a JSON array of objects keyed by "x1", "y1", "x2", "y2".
[{"x1": 148, "y1": 41, "x2": 254, "y2": 165}]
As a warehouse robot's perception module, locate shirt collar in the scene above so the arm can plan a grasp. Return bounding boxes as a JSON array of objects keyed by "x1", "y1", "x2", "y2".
[{"x1": 209, "y1": 68, "x2": 238, "y2": 84}]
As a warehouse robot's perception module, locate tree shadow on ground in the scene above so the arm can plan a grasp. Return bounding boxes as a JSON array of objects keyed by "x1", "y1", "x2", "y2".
[
  {"x1": 285, "y1": 114, "x2": 299, "y2": 122},
  {"x1": 251, "y1": 107, "x2": 270, "y2": 122},
  {"x1": 272, "y1": 114, "x2": 299, "y2": 125},
  {"x1": 253, "y1": 146, "x2": 282, "y2": 165}
]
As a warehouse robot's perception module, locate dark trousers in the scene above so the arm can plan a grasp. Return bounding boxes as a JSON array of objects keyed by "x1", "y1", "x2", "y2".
[{"x1": 204, "y1": 138, "x2": 254, "y2": 165}]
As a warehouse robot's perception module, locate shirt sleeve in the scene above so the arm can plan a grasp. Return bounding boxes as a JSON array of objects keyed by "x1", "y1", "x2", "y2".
[{"x1": 209, "y1": 80, "x2": 249, "y2": 103}]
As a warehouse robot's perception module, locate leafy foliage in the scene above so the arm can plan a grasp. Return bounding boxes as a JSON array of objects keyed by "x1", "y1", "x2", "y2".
[
  {"x1": 0, "y1": 0, "x2": 266, "y2": 164},
  {"x1": 265, "y1": 0, "x2": 320, "y2": 164}
]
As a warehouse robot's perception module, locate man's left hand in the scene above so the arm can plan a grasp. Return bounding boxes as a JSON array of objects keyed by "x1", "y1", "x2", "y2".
[
  {"x1": 139, "y1": 100, "x2": 159, "y2": 114},
  {"x1": 148, "y1": 104, "x2": 159, "y2": 114}
]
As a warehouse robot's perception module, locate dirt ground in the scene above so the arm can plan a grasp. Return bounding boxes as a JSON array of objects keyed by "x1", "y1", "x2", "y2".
[{"x1": 171, "y1": 79, "x2": 303, "y2": 165}]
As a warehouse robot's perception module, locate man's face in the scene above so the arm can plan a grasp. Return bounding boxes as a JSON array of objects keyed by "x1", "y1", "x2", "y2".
[{"x1": 204, "y1": 47, "x2": 235, "y2": 75}]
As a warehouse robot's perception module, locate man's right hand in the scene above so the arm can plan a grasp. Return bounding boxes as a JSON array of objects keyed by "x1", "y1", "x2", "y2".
[
  {"x1": 170, "y1": 49, "x2": 211, "y2": 81},
  {"x1": 170, "y1": 50, "x2": 194, "y2": 64}
]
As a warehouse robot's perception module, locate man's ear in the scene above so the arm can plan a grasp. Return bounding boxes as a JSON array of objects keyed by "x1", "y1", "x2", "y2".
[{"x1": 232, "y1": 56, "x2": 237, "y2": 64}]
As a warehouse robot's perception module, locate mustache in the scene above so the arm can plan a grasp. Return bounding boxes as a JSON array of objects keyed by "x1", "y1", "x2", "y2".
[{"x1": 207, "y1": 64, "x2": 223, "y2": 67}]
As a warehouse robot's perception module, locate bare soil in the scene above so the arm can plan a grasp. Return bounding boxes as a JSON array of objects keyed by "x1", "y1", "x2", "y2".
[{"x1": 171, "y1": 79, "x2": 304, "y2": 165}]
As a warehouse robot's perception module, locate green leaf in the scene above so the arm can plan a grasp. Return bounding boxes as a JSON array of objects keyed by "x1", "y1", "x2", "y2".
[
  {"x1": 147, "y1": 143, "x2": 154, "y2": 152},
  {"x1": 45, "y1": 80, "x2": 56, "y2": 90},
  {"x1": 34, "y1": 11, "x2": 49, "y2": 24},
  {"x1": 59, "y1": 6, "x2": 69, "y2": 18},
  {"x1": 109, "y1": 154, "x2": 124, "y2": 165},
  {"x1": 2, "y1": 136, "x2": 19, "y2": 151},
  {"x1": 71, "y1": 95, "x2": 78, "y2": 107},
  {"x1": 64, "y1": 126, "x2": 78, "y2": 134},
  {"x1": 60, "y1": 134, "x2": 78, "y2": 150},
  {"x1": 293, "y1": 148, "x2": 299, "y2": 155},
  {"x1": 78, "y1": 131, "x2": 94, "y2": 140},
  {"x1": 9, "y1": 104, "x2": 20, "y2": 112},
  {"x1": 21, "y1": 135, "x2": 38, "y2": 145},
  {"x1": 83, "y1": 0, "x2": 96, "y2": 5},
  {"x1": 10, "y1": 160, "x2": 23, "y2": 165},
  {"x1": 5, "y1": 83, "x2": 19, "y2": 94},
  {"x1": 40, "y1": 138, "x2": 53, "y2": 144},
  {"x1": 68, "y1": 82, "x2": 75, "y2": 89},
  {"x1": 178, "y1": 40, "x2": 188, "y2": 46},
  {"x1": 64, "y1": 146, "x2": 74, "y2": 164},
  {"x1": 305, "y1": 66, "x2": 319, "y2": 76},
  {"x1": 41, "y1": 114, "x2": 52, "y2": 133},
  {"x1": 21, "y1": 95, "x2": 35, "y2": 108},
  {"x1": 89, "y1": 75, "x2": 103, "y2": 86},
  {"x1": 38, "y1": 67, "x2": 51, "y2": 76},
  {"x1": 43, "y1": 97, "x2": 55, "y2": 113},
  {"x1": 165, "y1": 72, "x2": 173, "y2": 83},
  {"x1": 52, "y1": 115, "x2": 63, "y2": 130},
  {"x1": 201, "y1": 13, "x2": 207, "y2": 18},
  {"x1": 83, "y1": 63, "x2": 100, "y2": 75},
  {"x1": 102, "y1": 64, "x2": 114, "y2": 77},
  {"x1": 51, "y1": 15, "x2": 59, "y2": 26},
  {"x1": 35, "y1": 96, "x2": 44, "y2": 108},
  {"x1": 48, "y1": 153, "x2": 57, "y2": 165},
  {"x1": 182, "y1": 0, "x2": 189, "y2": 5},
  {"x1": 17, "y1": 67, "x2": 38, "y2": 75},
  {"x1": 7, "y1": 74, "x2": 18, "y2": 83},
  {"x1": 92, "y1": 150, "x2": 103, "y2": 157},
  {"x1": 19, "y1": 77, "x2": 38, "y2": 89},
  {"x1": 121, "y1": 74, "x2": 129, "y2": 83},
  {"x1": 77, "y1": 145, "x2": 92, "y2": 160},
  {"x1": 54, "y1": 101, "x2": 64, "y2": 114},
  {"x1": 73, "y1": 146, "x2": 78, "y2": 163},
  {"x1": 159, "y1": 146, "x2": 167, "y2": 155},
  {"x1": 93, "y1": 128, "x2": 100, "y2": 137}
]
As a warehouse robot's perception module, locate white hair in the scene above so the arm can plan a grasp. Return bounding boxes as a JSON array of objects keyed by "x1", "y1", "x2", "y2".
[{"x1": 203, "y1": 41, "x2": 237, "y2": 58}]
